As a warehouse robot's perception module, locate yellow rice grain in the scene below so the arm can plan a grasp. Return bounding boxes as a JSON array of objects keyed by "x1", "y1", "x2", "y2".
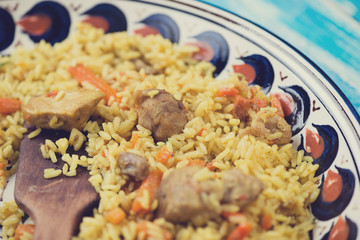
[
  {"x1": 44, "y1": 168, "x2": 62, "y2": 178},
  {"x1": 28, "y1": 127, "x2": 42, "y2": 139},
  {"x1": 48, "y1": 150, "x2": 57, "y2": 163}
]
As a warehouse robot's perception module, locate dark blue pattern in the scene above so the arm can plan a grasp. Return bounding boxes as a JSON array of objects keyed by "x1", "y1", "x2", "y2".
[
  {"x1": 21, "y1": 1, "x2": 70, "y2": 45},
  {"x1": 311, "y1": 166, "x2": 355, "y2": 221},
  {"x1": 0, "y1": 8, "x2": 15, "y2": 51},
  {"x1": 82, "y1": 3, "x2": 127, "y2": 33},
  {"x1": 240, "y1": 54, "x2": 274, "y2": 94},
  {"x1": 321, "y1": 216, "x2": 358, "y2": 240},
  {"x1": 299, "y1": 124, "x2": 339, "y2": 177},
  {"x1": 138, "y1": 14, "x2": 179, "y2": 43},
  {"x1": 279, "y1": 85, "x2": 310, "y2": 135},
  {"x1": 192, "y1": 31, "x2": 229, "y2": 77}
]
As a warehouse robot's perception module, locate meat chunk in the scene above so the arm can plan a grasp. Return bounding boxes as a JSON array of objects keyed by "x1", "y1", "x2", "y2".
[
  {"x1": 22, "y1": 89, "x2": 105, "y2": 131},
  {"x1": 118, "y1": 152, "x2": 149, "y2": 181},
  {"x1": 156, "y1": 166, "x2": 223, "y2": 226},
  {"x1": 156, "y1": 166, "x2": 264, "y2": 226},
  {"x1": 222, "y1": 169, "x2": 264, "y2": 208},
  {"x1": 250, "y1": 108, "x2": 292, "y2": 145},
  {"x1": 134, "y1": 89, "x2": 188, "y2": 142},
  {"x1": 132, "y1": 58, "x2": 159, "y2": 75}
]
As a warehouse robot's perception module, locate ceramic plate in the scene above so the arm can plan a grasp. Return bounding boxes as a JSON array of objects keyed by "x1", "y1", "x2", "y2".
[{"x1": 1, "y1": 0, "x2": 359, "y2": 239}]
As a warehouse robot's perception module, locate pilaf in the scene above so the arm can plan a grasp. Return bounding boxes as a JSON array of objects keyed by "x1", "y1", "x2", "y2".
[{"x1": 0, "y1": 24, "x2": 319, "y2": 240}]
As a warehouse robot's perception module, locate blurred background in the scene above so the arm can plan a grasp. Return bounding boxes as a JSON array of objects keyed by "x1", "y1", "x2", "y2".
[{"x1": 200, "y1": 0, "x2": 360, "y2": 114}]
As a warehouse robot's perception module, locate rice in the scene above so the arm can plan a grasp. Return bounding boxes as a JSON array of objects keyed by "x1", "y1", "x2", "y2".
[
  {"x1": 44, "y1": 168, "x2": 62, "y2": 179},
  {"x1": 0, "y1": 23, "x2": 320, "y2": 240}
]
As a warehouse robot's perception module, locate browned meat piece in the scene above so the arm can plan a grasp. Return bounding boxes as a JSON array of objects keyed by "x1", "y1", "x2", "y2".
[
  {"x1": 156, "y1": 166, "x2": 264, "y2": 226},
  {"x1": 22, "y1": 89, "x2": 105, "y2": 131},
  {"x1": 222, "y1": 169, "x2": 264, "y2": 208},
  {"x1": 134, "y1": 89, "x2": 188, "y2": 142},
  {"x1": 156, "y1": 165, "x2": 223, "y2": 226},
  {"x1": 133, "y1": 58, "x2": 159, "y2": 75},
  {"x1": 118, "y1": 152, "x2": 149, "y2": 181},
  {"x1": 250, "y1": 108, "x2": 292, "y2": 145}
]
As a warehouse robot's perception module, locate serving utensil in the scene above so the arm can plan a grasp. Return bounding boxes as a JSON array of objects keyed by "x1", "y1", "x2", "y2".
[{"x1": 14, "y1": 128, "x2": 99, "y2": 240}]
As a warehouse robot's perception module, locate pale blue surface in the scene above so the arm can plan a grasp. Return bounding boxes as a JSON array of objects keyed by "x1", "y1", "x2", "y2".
[{"x1": 199, "y1": 0, "x2": 360, "y2": 114}]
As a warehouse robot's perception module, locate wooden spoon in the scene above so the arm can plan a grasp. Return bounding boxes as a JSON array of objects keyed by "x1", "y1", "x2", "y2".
[{"x1": 14, "y1": 128, "x2": 99, "y2": 240}]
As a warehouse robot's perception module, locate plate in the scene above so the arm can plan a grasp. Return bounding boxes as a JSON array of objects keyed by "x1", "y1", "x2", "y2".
[{"x1": 1, "y1": 0, "x2": 360, "y2": 239}]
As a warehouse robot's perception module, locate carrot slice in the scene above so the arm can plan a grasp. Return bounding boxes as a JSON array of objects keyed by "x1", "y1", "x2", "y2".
[
  {"x1": 136, "y1": 221, "x2": 172, "y2": 240},
  {"x1": 196, "y1": 128, "x2": 206, "y2": 136},
  {"x1": 216, "y1": 87, "x2": 239, "y2": 97},
  {"x1": 188, "y1": 159, "x2": 206, "y2": 167},
  {"x1": 227, "y1": 222, "x2": 252, "y2": 240},
  {"x1": 270, "y1": 94, "x2": 284, "y2": 118},
  {"x1": 130, "y1": 134, "x2": 139, "y2": 149},
  {"x1": 14, "y1": 224, "x2": 35, "y2": 240},
  {"x1": 249, "y1": 86, "x2": 258, "y2": 98},
  {"x1": 261, "y1": 213, "x2": 272, "y2": 230},
  {"x1": 188, "y1": 159, "x2": 216, "y2": 171},
  {"x1": 222, "y1": 212, "x2": 246, "y2": 219},
  {"x1": 68, "y1": 64, "x2": 121, "y2": 104},
  {"x1": 155, "y1": 146, "x2": 172, "y2": 165},
  {"x1": 131, "y1": 170, "x2": 163, "y2": 214},
  {"x1": 103, "y1": 207, "x2": 126, "y2": 224},
  {"x1": 253, "y1": 98, "x2": 267, "y2": 111},
  {"x1": 0, "y1": 98, "x2": 21, "y2": 114},
  {"x1": 46, "y1": 90, "x2": 58, "y2": 98}
]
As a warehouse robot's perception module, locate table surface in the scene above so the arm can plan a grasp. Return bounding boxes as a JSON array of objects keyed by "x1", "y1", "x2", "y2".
[{"x1": 200, "y1": 0, "x2": 360, "y2": 115}]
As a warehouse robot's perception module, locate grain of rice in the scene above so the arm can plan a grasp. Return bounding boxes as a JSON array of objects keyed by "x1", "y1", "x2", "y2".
[
  {"x1": 44, "y1": 168, "x2": 62, "y2": 178},
  {"x1": 28, "y1": 127, "x2": 41, "y2": 139},
  {"x1": 55, "y1": 138, "x2": 69, "y2": 155},
  {"x1": 48, "y1": 150, "x2": 57, "y2": 163},
  {"x1": 54, "y1": 90, "x2": 65, "y2": 101}
]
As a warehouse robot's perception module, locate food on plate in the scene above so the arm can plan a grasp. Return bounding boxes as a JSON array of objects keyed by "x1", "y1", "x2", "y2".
[
  {"x1": 0, "y1": 24, "x2": 319, "y2": 239},
  {"x1": 156, "y1": 165, "x2": 264, "y2": 226},
  {"x1": 22, "y1": 89, "x2": 105, "y2": 131},
  {"x1": 118, "y1": 152, "x2": 149, "y2": 181},
  {"x1": 134, "y1": 89, "x2": 188, "y2": 142}
]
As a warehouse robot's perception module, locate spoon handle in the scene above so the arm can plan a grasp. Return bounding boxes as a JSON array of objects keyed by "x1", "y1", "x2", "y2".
[{"x1": 32, "y1": 205, "x2": 78, "y2": 240}]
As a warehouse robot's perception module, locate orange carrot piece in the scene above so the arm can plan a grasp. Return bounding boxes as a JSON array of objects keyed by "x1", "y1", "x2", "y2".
[
  {"x1": 68, "y1": 64, "x2": 121, "y2": 104},
  {"x1": 249, "y1": 86, "x2": 258, "y2": 98},
  {"x1": 130, "y1": 134, "x2": 139, "y2": 149},
  {"x1": 0, "y1": 163, "x2": 5, "y2": 169},
  {"x1": 188, "y1": 159, "x2": 216, "y2": 171},
  {"x1": 227, "y1": 222, "x2": 252, "y2": 240},
  {"x1": 104, "y1": 207, "x2": 126, "y2": 224},
  {"x1": 14, "y1": 224, "x2": 35, "y2": 240},
  {"x1": 270, "y1": 94, "x2": 284, "y2": 118},
  {"x1": 131, "y1": 170, "x2": 163, "y2": 214},
  {"x1": 252, "y1": 98, "x2": 268, "y2": 111},
  {"x1": 136, "y1": 221, "x2": 172, "y2": 240},
  {"x1": 261, "y1": 213, "x2": 272, "y2": 230},
  {"x1": 206, "y1": 162, "x2": 216, "y2": 171},
  {"x1": 216, "y1": 87, "x2": 239, "y2": 97},
  {"x1": 163, "y1": 231, "x2": 172, "y2": 240},
  {"x1": 0, "y1": 98, "x2": 21, "y2": 114},
  {"x1": 222, "y1": 212, "x2": 245, "y2": 219},
  {"x1": 188, "y1": 159, "x2": 206, "y2": 167},
  {"x1": 46, "y1": 90, "x2": 58, "y2": 98},
  {"x1": 196, "y1": 128, "x2": 206, "y2": 136},
  {"x1": 136, "y1": 221, "x2": 148, "y2": 234},
  {"x1": 155, "y1": 146, "x2": 172, "y2": 165}
]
